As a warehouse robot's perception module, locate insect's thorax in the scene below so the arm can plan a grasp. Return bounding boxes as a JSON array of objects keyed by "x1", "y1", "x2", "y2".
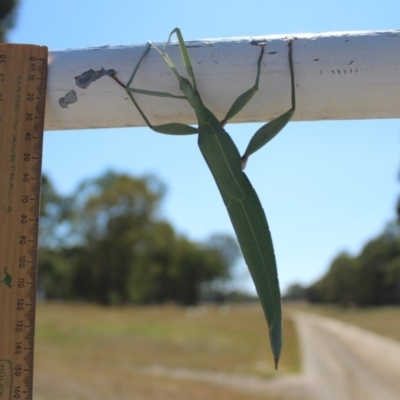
[{"x1": 178, "y1": 78, "x2": 222, "y2": 129}]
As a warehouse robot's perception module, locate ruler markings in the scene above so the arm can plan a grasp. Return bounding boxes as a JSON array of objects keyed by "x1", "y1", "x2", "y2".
[{"x1": 0, "y1": 44, "x2": 47, "y2": 400}]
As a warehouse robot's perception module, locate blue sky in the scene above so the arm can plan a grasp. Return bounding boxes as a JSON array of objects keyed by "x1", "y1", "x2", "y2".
[{"x1": 8, "y1": 0, "x2": 400, "y2": 293}]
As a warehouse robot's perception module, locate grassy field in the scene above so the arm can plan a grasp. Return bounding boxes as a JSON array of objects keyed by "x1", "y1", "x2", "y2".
[
  {"x1": 288, "y1": 303, "x2": 400, "y2": 343},
  {"x1": 33, "y1": 303, "x2": 300, "y2": 400}
]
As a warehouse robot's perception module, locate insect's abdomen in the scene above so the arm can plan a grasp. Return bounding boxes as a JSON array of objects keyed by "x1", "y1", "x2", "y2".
[
  {"x1": 197, "y1": 112, "x2": 282, "y2": 362},
  {"x1": 218, "y1": 172, "x2": 282, "y2": 363},
  {"x1": 197, "y1": 117, "x2": 247, "y2": 201}
]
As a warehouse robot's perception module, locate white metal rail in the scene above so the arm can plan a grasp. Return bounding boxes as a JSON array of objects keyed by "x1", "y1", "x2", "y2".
[{"x1": 45, "y1": 30, "x2": 400, "y2": 131}]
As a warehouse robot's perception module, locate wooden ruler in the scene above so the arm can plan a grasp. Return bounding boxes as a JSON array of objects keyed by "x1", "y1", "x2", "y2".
[{"x1": 0, "y1": 44, "x2": 47, "y2": 400}]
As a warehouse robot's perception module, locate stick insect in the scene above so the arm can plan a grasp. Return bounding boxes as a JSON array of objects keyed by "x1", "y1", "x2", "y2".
[{"x1": 111, "y1": 28, "x2": 295, "y2": 368}]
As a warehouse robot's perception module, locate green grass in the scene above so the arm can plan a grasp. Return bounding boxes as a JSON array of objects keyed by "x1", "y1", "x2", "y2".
[
  {"x1": 288, "y1": 303, "x2": 400, "y2": 343},
  {"x1": 34, "y1": 303, "x2": 300, "y2": 400}
]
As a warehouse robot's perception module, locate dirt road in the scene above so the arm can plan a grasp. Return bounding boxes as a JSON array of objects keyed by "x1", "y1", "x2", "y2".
[
  {"x1": 144, "y1": 311, "x2": 400, "y2": 400},
  {"x1": 291, "y1": 311, "x2": 400, "y2": 400}
]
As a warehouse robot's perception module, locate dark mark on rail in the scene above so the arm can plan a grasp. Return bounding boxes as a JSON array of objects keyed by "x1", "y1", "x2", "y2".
[
  {"x1": 59, "y1": 90, "x2": 77, "y2": 108},
  {"x1": 75, "y1": 68, "x2": 116, "y2": 89}
]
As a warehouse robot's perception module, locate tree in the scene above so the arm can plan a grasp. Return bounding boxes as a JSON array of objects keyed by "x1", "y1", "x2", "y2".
[
  {"x1": 354, "y1": 226, "x2": 400, "y2": 305},
  {"x1": 171, "y1": 237, "x2": 235, "y2": 305},
  {"x1": 38, "y1": 170, "x2": 239, "y2": 305},
  {"x1": 283, "y1": 283, "x2": 307, "y2": 301},
  {"x1": 384, "y1": 256, "x2": 400, "y2": 303},
  {"x1": 306, "y1": 252, "x2": 357, "y2": 305},
  {"x1": 68, "y1": 171, "x2": 166, "y2": 304},
  {"x1": 0, "y1": 0, "x2": 19, "y2": 42},
  {"x1": 40, "y1": 174, "x2": 74, "y2": 248},
  {"x1": 71, "y1": 170, "x2": 165, "y2": 243},
  {"x1": 38, "y1": 174, "x2": 75, "y2": 299},
  {"x1": 38, "y1": 248, "x2": 72, "y2": 299}
]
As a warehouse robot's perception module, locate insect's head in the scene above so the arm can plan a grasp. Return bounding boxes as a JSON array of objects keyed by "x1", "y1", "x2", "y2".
[{"x1": 178, "y1": 76, "x2": 199, "y2": 99}]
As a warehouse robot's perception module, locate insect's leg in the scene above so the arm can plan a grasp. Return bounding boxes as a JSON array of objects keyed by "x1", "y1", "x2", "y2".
[
  {"x1": 241, "y1": 39, "x2": 295, "y2": 169},
  {"x1": 111, "y1": 44, "x2": 198, "y2": 136},
  {"x1": 113, "y1": 42, "x2": 187, "y2": 101},
  {"x1": 221, "y1": 43, "x2": 266, "y2": 126},
  {"x1": 168, "y1": 28, "x2": 197, "y2": 91},
  {"x1": 125, "y1": 42, "x2": 151, "y2": 87},
  {"x1": 148, "y1": 28, "x2": 197, "y2": 92}
]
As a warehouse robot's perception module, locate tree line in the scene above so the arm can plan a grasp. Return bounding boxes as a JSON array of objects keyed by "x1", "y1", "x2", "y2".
[
  {"x1": 41, "y1": 168, "x2": 400, "y2": 307},
  {"x1": 38, "y1": 171, "x2": 239, "y2": 305},
  {"x1": 285, "y1": 222, "x2": 400, "y2": 306},
  {"x1": 305, "y1": 223, "x2": 400, "y2": 306},
  {"x1": 284, "y1": 163, "x2": 400, "y2": 307}
]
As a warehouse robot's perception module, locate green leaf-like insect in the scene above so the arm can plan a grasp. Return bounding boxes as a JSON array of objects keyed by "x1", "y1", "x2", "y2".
[{"x1": 112, "y1": 28, "x2": 295, "y2": 368}]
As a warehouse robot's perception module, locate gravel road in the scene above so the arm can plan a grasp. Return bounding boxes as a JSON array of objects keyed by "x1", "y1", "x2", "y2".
[{"x1": 144, "y1": 311, "x2": 400, "y2": 400}]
